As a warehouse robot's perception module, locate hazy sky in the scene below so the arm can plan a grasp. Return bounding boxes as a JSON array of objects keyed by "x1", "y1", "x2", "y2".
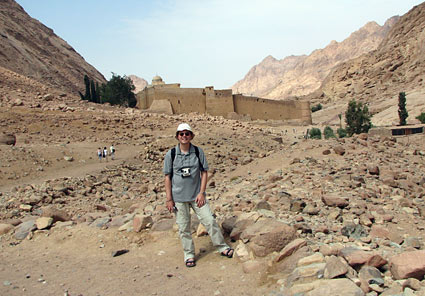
[{"x1": 15, "y1": 0, "x2": 424, "y2": 89}]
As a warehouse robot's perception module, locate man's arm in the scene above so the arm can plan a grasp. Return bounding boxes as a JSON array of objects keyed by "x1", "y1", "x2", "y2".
[
  {"x1": 195, "y1": 171, "x2": 208, "y2": 208},
  {"x1": 165, "y1": 175, "x2": 174, "y2": 212}
]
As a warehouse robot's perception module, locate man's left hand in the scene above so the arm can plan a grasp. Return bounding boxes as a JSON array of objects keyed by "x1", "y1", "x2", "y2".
[{"x1": 195, "y1": 193, "x2": 206, "y2": 208}]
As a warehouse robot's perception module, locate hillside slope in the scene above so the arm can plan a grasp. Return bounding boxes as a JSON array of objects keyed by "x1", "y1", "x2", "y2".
[{"x1": 0, "y1": 0, "x2": 106, "y2": 94}]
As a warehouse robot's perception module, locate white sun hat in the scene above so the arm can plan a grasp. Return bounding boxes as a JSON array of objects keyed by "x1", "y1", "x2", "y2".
[{"x1": 176, "y1": 123, "x2": 192, "y2": 132}]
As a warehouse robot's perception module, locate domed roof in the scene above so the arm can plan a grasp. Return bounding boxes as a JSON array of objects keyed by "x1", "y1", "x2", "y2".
[{"x1": 152, "y1": 75, "x2": 163, "y2": 82}]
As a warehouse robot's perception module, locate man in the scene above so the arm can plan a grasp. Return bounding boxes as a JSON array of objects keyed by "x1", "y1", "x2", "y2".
[{"x1": 163, "y1": 123, "x2": 233, "y2": 268}]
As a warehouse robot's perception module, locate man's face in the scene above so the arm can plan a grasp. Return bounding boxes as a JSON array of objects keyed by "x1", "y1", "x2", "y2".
[{"x1": 177, "y1": 130, "x2": 193, "y2": 144}]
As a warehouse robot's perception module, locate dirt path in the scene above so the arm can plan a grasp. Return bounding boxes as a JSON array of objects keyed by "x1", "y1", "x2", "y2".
[
  {"x1": 0, "y1": 225, "x2": 274, "y2": 296},
  {"x1": 0, "y1": 143, "x2": 141, "y2": 193}
]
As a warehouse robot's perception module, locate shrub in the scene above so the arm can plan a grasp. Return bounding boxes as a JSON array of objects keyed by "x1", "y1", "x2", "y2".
[
  {"x1": 311, "y1": 104, "x2": 323, "y2": 113},
  {"x1": 337, "y1": 128, "x2": 347, "y2": 138},
  {"x1": 416, "y1": 112, "x2": 425, "y2": 124},
  {"x1": 345, "y1": 100, "x2": 372, "y2": 136},
  {"x1": 309, "y1": 128, "x2": 322, "y2": 139},
  {"x1": 324, "y1": 126, "x2": 336, "y2": 139}
]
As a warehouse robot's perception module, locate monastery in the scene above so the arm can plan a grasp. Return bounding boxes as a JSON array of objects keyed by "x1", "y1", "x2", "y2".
[{"x1": 136, "y1": 76, "x2": 312, "y2": 124}]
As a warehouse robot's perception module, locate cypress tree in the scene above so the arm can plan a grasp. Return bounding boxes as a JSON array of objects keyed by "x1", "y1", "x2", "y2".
[
  {"x1": 83, "y1": 75, "x2": 90, "y2": 100},
  {"x1": 90, "y1": 79, "x2": 97, "y2": 103},
  {"x1": 398, "y1": 92, "x2": 408, "y2": 126}
]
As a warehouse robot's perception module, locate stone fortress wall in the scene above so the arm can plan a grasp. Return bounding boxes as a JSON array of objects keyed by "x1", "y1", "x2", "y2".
[{"x1": 136, "y1": 76, "x2": 312, "y2": 124}]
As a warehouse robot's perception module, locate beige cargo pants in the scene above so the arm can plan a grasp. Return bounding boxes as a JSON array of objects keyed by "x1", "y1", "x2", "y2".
[{"x1": 175, "y1": 201, "x2": 230, "y2": 262}]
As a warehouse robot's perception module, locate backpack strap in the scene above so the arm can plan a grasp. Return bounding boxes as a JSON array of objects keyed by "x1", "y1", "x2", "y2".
[
  {"x1": 170, "y1": 147, "x2": 176, "y2": 179},
  {"x1": 193, "y1": 145, "x2": 204, "y2": 171}
]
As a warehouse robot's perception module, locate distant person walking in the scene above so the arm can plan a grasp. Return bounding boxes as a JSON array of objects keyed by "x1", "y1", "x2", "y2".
[
  {"x1": 97, "y1": 148, "x2": 102, "y2": 162},
  {"x1": 103, "y1": 147, "x2": 108, "y2": 162},
  {"x1": 163, "y1": 123, "x2": 233, "y2": 268},
  {"x1": 110, "y1": 144, "x2": 115, "y2": 160}
]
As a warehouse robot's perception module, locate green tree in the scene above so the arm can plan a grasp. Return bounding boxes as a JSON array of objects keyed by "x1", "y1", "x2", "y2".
[
  {"x1": 337, "y1": 128, "x2": 347, "y2": 138},
  {"x1": 416, "y1": 112, "x2": 425, "y2": 123},
  {"x1": 324, "y1": 126, "x2": 336, "y2": 139},
  {"x1": 99, "y1": 73, "x2": 136, "y2": 107},
  {"x1": 398, "y1": 92, "x2": 408, "y2": 126},
  {"x1": 309, "y1": 128, "x2": 322, "y2": 139},
  {"x1": 84, "y1": 75, "x2": 91, "y2": 100},
  {"x1": 345, "y1": 100, "x2": 372, "y2": 136},
  {"x1": 311, "y1": 103, "x2": 322, "y2": 112},
  {"x1": 90, "y1": 79, "x2": 98, "y2": 103}
]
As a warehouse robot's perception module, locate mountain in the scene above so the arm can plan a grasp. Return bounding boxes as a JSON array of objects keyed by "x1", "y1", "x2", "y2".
[
  {"x1": 232, "y1": 17, "x2": 399, "y2": 100},
  {"x1": 311, "y1": 2, "x2": 425, "y2": 126},
  {"x1": 128, "y1": 75, "x2": 148, "y2": 94},
  {"x1": 0, "y1": 0, "x2": 106, "y2": 94}
]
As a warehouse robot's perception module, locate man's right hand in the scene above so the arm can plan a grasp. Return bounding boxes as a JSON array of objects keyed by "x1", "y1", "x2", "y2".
[{"x1": 166, "y1": 200, "x2": 175, "y2": 213}]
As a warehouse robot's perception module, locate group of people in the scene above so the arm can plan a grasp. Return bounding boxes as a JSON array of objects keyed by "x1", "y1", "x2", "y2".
[
  {"x1": 163, "y1": 123, "x2": 233, "y2": 268},
  {"x1": 97, "y1": 145, "x2": 115, "y2": 162}
]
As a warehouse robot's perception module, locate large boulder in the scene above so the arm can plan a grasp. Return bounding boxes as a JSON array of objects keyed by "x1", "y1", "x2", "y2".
[
  {"x1": 389, "y1": 250, "x2": 425, "y2": 280},
  {"x1": 240, "y1": 218, "x2": 297, "y2": 257},
  {"x1": 305, "y1": 279, "x2": 364, "y2": 296}
]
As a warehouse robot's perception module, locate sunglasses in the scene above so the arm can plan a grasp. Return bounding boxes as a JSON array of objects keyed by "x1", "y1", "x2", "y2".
[{"x1": 178, "y1": 132, "x2": 191, "y2": 137}]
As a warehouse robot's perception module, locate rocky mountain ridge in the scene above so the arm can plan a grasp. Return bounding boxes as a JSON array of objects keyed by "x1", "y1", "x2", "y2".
[
  {"x1": 232, "y1": 17, "x2": 399, "y2": 100},
  {"x1": 309, "y1": 2, "x2": 425, "y2": 126},
  {"x1": 0, "y1": 0, "x2": 106, "y2": 95},
  {"x1": 128, "y1": 75, "x2": 148, "y2": 93}
]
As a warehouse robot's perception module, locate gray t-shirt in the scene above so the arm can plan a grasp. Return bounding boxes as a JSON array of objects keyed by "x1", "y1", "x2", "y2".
[{"x1": 163, "y1": 144, "x2": 209, "y2": 202}]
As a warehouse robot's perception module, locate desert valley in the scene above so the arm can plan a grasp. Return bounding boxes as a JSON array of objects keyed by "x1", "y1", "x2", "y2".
[{"x1": 1, "y1": 0, "x2": 425, "y2": 295}]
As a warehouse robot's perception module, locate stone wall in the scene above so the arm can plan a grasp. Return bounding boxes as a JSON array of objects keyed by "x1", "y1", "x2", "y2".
[
  {"x1": 233, "y1": 95, "x2": 311, "y2": 123},
  {"x1": 136, "y1": 85, "x2": 312, "y2": 124},
  {"x1": 205, "y1": 87, "x2": 234, "y2": 117}
]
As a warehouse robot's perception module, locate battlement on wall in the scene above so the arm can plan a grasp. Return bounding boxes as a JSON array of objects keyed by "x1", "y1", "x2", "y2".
[{"x1": 135, "y1": 77, "x2": 312, "y2": 124}]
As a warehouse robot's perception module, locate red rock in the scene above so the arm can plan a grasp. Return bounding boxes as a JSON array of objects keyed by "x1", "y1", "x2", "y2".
[
  {"x1": 133, "y1": 215, "x2": 153, "y2": 232},
  {"x1": 333, "y1": 146, "x2": 346, "y2": 156},
  {"x1": 322, "y1": 195, "x2": 349, "y2": 208},
  {"x1": 275, "y1": 238, "x2": 307, "y2": 263},
  {"x1": 340, "y1": 247, "x2": 387, "y2": 268},
  {"x1": 389, "y1": 250, "x2": 425, "y2": 280}
]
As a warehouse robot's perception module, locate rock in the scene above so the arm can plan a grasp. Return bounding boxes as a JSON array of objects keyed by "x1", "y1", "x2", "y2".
[
  {"x1": 370, "y1": 224, "x2": 403, "y2": 244},
  {"x1": 14, "y1": 220, "x2": 36, "y2": 240},
  {"x1": 322, "y1": 195, "x2": 349, "y2": 208},
  {"x1": 305, "y1": 278, "x2": 364, "y2": 296},
  {"x1": 290, "y1": 198, "x2": 306, "y2": 212},
  {"x1": 275, "y1": 238, "x2": 307, "y2": 263},
  {"x1": 358, "y1": 266, "x2": 384, "y2": 293},
  {"x1": 367, "y1": 166, "x2": 380, "y2": 175},
  {"x1": 324, "y1": 256, "x2": 349, "y2": 279},
  {"x1": 389, "y1": 250, "x2": 425, "y2": 280},
  {"x1": 341, "y1": 223, "x2": 367, "y2": 239},
  {"x1": 91, "y1": 217, "x2": 111, "y2": 228},
  {"x1": 402, "y1": 278, "x2": 422, "y2": 291},
  {"x1": 19, "y1": 204, "x2": 32, "y2": 212},
  {"x1": 340, "y1": 247, "x2": 387, "y2": 268},
  {"x1": 235, "y1": 241, "x2": 251, "y2": 262},
  {"x1": 133, "y1": 215, "x2": 153, "y2": 232},
  {"x1": 298, "y1": 252, "x2": 325, "y2": 267},
  {"x1": 35, "y1": 217, "x2": 53, "y2": 230},
  {"x1": 64, "y1": 156, "x2": 73, "y2": 162},
  {"x1": 255, "y1": 200, "x2": 271, "y2": 211},
  {"x1": 41, "y1": 207, "x2": 70, "y2": 222},
  {"x1": 333, "y1": 146, "x2": 346, "y2": 156},
  {"x1": 0, "y1": 133, "x2": 16, "y2": 145},
  {"x1": 240, "y1": 219, "x2": 296, "y2": 257},
  {"x1": 0, "y1": 224, "x2": 14, "y2": 235},
  {"x1": 221, "y1": 216, "x2": 237, "y2": 235}
]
